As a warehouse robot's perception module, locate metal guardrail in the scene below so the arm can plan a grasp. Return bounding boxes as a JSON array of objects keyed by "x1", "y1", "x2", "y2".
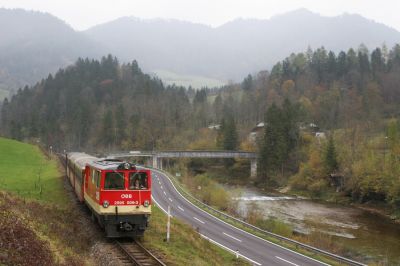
[{"x1": 153, "y1": 168, "x2": 367, "y2": 266}]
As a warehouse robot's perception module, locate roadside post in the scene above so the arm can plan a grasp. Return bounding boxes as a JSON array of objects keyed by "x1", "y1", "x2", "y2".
[{"x1": 167, "y1": 205, "x2": 171, "y2": 242}]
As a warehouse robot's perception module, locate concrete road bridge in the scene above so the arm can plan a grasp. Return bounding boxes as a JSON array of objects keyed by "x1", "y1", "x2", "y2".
[{"x1": 107, "y1": 150, "x2": 258, "y2": 177}]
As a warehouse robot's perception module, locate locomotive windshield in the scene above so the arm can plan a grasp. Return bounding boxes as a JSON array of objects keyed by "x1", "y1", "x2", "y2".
[
  {"x1": 104, "y1": 172, "x2": 125, "y2": 190},
  {"x1": 129, "y1": 172, "x2": 148, "y2": 190}
]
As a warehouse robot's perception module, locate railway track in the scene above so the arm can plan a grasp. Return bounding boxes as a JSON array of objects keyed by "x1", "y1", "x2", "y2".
[
  {"x1": 57, "y1": 154, "x2": 165, "y2": 266},
  {"x1": 114, "y1": 239, "x2": 166, "y2": 266}
]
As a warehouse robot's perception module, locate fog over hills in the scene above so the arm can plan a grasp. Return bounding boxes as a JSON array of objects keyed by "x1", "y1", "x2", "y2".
[
  {"x1": 87, "y1": 8, "x2": 400, "y2": 81},
  {"x1": 0, "y1": 8, "x2": 103, "y2": 95},
  {"x1": 1, "y1": 8, "x2": 400, "y2": 95}
]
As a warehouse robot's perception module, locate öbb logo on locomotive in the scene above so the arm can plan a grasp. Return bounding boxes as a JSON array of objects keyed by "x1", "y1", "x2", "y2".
[{"x1": 66, "y1": 152, "x2": 151, "y2": 238}]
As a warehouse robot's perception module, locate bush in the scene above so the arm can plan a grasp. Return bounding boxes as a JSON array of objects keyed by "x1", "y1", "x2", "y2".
[
  {"x1": 307, "y1": 178, "x2": 329, "y2": 198},
  {"x1": 387, "y1": 180, "x2": 400, "y2": 208},
  {"x1": 255, "y1": 217, "x2": 293, "y2": 238},
  {"x1": 289, "y1": 163, "x2": 311, "y2": 190},
  {"x1": 245, "y1": 202, "x2": 263, "y2": 225},
  {"x1": 183, "y1": 174, "x2": 230, "y2": 210}
]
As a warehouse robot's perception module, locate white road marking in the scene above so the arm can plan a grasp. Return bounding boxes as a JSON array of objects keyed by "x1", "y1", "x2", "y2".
[
  {"x1": 178, "y1": 206, "x2": 184, "y2": 212},
  {"x1": 276, "y1": 256, "x2": 299, "y2": 266},
  {"x1": 159, "y1": 181, "x2": 161, "y2": 185},
  {"x1": 151, "y1": 196, "x2": 173, "y2": 218},
  {"x1": 193, "y1": 217, "x2": 205, "y2": 224},
  {"x1": 160, "y1": 185, "x2": 163, "y2": 189},
  {"x1": 223, "y1": 232, "x2": 242, "y2": 242},
  {"x1": 200, "y1": 234, "x2": 262, "y2": 266},
  {"x1": 169, "y1": 197, "x2": 173, "y2": 202},
  {"x1": 163, "y1": 191, "x2": 166, "y2": 195},
  {"x1": 150, "y1": 168, "x2": 330, "y2": 266}
]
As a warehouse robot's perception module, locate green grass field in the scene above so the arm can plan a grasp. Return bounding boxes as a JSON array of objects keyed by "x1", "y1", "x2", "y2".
[
  {"x1": 153, "y1": 69, "x2": 226, "y2": 89},
  {"x1": 145, "y1": 206, "x2": 248, "y2": 266},
  {"x1": 0, "y1": 137, "x2": 248, "y2": 265},
  {"x1": 0, "y1": 137, "x2": 67, "y2": 206},
  {"x1": 0, "y1": 88, "x2": 9, "y2": 100}
]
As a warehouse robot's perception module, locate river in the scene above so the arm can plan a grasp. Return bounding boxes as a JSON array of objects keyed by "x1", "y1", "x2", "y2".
[{"x1": 227, "y1": 185, "x2": 400, "y2": 265}]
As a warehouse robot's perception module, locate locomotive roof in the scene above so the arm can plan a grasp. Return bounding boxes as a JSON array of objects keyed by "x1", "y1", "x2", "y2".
[
  {"x1": 68, "y1": 153, "x2": 138, "y2": 171},
  {"x1": 88, "y1": 159, "x2": 136, "y2": 170},
  {"x1": 68, "y1": 152, "x2": 97, "y2": 169}
]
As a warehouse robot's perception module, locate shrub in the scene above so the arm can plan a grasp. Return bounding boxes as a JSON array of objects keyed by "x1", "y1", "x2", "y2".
[{"x1": 308, "y1": 178, "x2": 329, "y2": 198}]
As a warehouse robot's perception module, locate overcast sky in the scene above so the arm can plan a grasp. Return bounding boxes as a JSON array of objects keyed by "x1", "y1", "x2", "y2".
[{"x1": 1, "y1": 0, "x2": 399, "y2": 31}]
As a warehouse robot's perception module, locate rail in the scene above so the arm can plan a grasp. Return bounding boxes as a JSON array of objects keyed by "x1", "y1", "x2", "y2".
[
  {"x1": 55, "y1": 153, "x2": 166, "y2": 266},
  {"x1": 115, "y1": 239, "x2": 166, "y2": 266},
  {"x1": 152, "y1": 167, "x2": 367, "y2": 266}
]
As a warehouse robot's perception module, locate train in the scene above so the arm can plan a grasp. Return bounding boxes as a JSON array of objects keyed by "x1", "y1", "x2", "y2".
[{"x1": 65, "y1": 152, "x2": 151, "y2": 238}]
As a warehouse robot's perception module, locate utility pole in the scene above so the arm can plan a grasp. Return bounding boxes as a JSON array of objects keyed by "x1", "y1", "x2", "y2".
[{"x1": 167, "y1": 205, "x2": 171, "y2": 242}]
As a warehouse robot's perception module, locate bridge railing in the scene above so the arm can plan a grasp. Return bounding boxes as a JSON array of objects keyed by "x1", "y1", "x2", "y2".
[
  {"x1": 153, "y1": 167, "x2": 367, "y2": 266},
  {"x1": 108, "y1": 150, "x2": 258, "y2": 159}
]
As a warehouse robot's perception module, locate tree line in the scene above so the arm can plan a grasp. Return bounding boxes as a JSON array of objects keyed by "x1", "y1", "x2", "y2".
[{"x1": 2, "y1": 44, "x2": 400, "y2": 209}]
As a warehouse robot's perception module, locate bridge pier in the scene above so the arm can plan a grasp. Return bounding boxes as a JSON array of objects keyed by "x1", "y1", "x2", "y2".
[
  {"x1": 151, "y1": 156, "x2": 163, "y2": 169},
  {"x1": 250, "y1": 159, "x2": 257, "y2": 178},
  {"x1": 152, "y1": 156, "x2": 158, "y2": 168},
  {"x1": 158, "y1": 158, "x2": 163, "y2": 169}
]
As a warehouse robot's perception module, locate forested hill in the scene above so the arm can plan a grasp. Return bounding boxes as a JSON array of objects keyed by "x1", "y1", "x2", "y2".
[
  {"x1": 0, "y1": 9, "x2": 103, "y2": 94},
  {"x1": 1, "y1": 8, "x2": 400, "y2": 97},
  {"x1": 3, "y1": 45, "x2": 400, "y2": 206},
  {"x1": 86, "y1": 8, "x2": 400, "y2": 80},
  {"x1": 3, "y1": 44, "x2": 400, "y2": 151},
  {"x1": 237, "y1": 44, "x2": 400, "y2": 207},
  {"x1": 0, "y1": 55, "x2": 192, "y2": 152}
]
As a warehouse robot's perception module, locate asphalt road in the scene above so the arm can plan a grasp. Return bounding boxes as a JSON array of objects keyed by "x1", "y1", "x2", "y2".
[{"x1": 149, "y1": 169, "x2": 330, "y2": 266}]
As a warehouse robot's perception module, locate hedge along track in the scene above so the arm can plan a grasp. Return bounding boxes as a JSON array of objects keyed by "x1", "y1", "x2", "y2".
[{"x1": 114, "y1": 239, "x2": 166, "y2": 266}]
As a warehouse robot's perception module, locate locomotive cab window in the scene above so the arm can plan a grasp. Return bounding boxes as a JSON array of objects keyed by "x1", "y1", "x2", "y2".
[
  {"x1": 129, "y1": 172, "x2": 148, "y2": 190},
  {"x1": 104, "y1": 172, "x2": 125, "y2": 190}
]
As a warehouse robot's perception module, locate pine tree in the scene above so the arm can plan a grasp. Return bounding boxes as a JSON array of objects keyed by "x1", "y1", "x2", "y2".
[
  {"x1": 101, "y1": 110, "x2": 114, "y2": 149},
  {"x1": 115, "y1": 104, "x2": 127, "y2": 145},
  {"x1": 242, "y1": 74, "x2": 253, "y2": 91},
  {"x1": 216, "y1": 115, "x2": 238, "y2": 167},
  {"x1": 324, "y1": 135, "x2": 338, "y2": 174},
  {"x1": 258, "y1": 104, "x2": 284, "y2": 180},
  {"x1": 258, "y1": 100, "x2": 299, "y2": 181},
  {"x1": 1, "y1": 97, "x2": 9, "y2": 132},
  {"x1": 223, "y1": 115, "x2": 238, "y2": 151},
  {"x1": 213, "y1": 93, "x2": 223, "y2": 122},
  {"x1": 336, "y1": 51, "x2": 347, "y2": 78}
]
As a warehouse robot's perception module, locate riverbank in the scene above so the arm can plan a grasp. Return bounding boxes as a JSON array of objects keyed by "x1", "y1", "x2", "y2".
[
  {"x1": 176, "y1": 162, "x2": 399, "y2": 264},
  {"x1": 351, "y1": 202, "x2": 400, "y2": 223},
  {"x1": 284, "y1": 186, "x2": 400, "y2": 224},
  {"x1": 196, "y1": 159, "x2": 400, "y2": 224},
  {"x1": 228, "y1": 183, "x2": 400, "y2": 264}
]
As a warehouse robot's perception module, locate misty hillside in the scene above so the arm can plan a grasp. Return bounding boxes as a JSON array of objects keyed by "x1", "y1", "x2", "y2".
[
  {"x1": 1, "y1": 8, "x2": 400, "y2": 96},
  {"x1": 86, "y1": 8, "x2": 400, "y2": 81},
  {"x1": 0, "y1": 9, "x2": 103, "y2": 95}
]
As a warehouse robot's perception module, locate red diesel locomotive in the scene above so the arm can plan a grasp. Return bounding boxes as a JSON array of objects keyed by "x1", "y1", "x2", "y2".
[{"x1": 66, "y1": 152, "x2": 151, "y2": 237}]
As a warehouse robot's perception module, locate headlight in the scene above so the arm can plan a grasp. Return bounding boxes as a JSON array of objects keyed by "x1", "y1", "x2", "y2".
[
  {"x1": 103, "y1": 200, "x2": 110, "y2": 208},
  {"x1": 143, "y1": 200, "x2": 149, "y2": 207}
]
